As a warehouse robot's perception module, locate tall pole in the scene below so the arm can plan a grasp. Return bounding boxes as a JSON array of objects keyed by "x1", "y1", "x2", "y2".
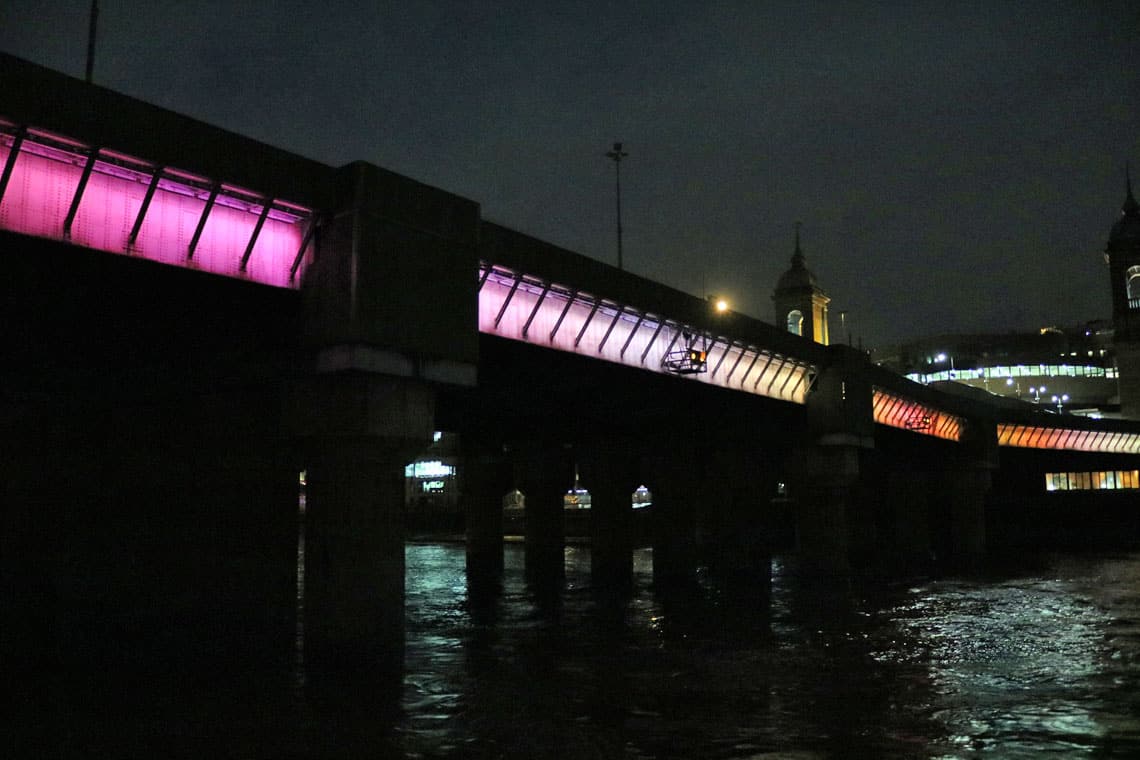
[
  {"x1": 605, "y1": 142, "x2": 628, "y2": 270},
  {"x1": 86, "y1": 1, "x2": 99, "y2": 84}
]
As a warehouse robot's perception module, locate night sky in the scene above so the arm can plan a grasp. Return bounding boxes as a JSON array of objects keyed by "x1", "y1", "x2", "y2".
[{"x1": 2, "y1": 1, "x2": 1137, "y2": 347}]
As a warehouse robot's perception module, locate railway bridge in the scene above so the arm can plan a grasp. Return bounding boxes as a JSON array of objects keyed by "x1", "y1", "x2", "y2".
[{"x1": 3, "y1": 53, "x2": 1138, "y2": 677}]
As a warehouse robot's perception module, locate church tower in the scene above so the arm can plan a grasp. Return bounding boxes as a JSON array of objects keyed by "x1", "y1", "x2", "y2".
[
  {"x1": 1106, "y1": 166, "x2": 1140, "y2": 418},
  {"x1": 773, "y1": 223, "x2": 830, "y2": 345}
]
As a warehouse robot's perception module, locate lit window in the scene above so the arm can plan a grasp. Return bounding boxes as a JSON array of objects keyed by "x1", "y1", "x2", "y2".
[
  {"x1": 787, "y1": 310, "x2": 804, "y2": 336},
  {"x1": 405, "y1": 460, "x2": 455, "y2": 478},
  {"x1": 1046, "y1": 470, "x2": 1140, "y2": 491},
  {"x1": 1127, "y1": 266, "x2": 1140, "y2": 302}
]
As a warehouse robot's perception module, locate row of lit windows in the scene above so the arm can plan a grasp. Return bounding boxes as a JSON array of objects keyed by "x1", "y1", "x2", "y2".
[
  {"x1": 908, "y1": 364, "x2": 1116, "y2": 384},
  {"x1": 1045, "y1": 470, "x2": 1140, "y2": 491}
]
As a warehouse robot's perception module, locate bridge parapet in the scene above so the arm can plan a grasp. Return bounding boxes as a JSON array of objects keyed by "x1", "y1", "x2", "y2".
[
  {"x1": 0, "y1": 54, "x2": 331, "y2": 208},
  {"x1": 0, "y1": 54, "x2": 327, "y2": 290}
]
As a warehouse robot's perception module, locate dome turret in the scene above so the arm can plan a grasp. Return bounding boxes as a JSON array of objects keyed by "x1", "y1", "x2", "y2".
[
  {"x1": 775, "y1": 222, "x2": 819, "y2": 290},
  {"x1": 773, "y1": 222, "x2": 830, "y2": 344}
]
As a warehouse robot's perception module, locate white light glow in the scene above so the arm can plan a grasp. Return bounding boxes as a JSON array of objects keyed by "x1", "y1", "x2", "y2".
[{"x1": 405, "y1": 460, "x2": 456, "y2": 478}]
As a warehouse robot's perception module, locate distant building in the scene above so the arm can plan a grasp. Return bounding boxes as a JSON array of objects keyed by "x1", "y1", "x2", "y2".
[
  {"x1": 404, "y1": 432, "x2": 460, "y2": 532},
  {"x1": 773, "y1": 223, "x2": 830, "y2": 345},
  {"x1": 872, "y1": 169, "x2": 1140, "y2": 419},
  {"x1": 872, "y1": 323, "x2": 1118, "y2": 416}
]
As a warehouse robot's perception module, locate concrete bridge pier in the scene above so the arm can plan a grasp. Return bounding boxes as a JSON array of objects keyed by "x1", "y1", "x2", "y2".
[
  {"x1": 579, "y1": 445, "x2": 639, "y2": 590},
  {"x1": 882, "y1": 466, "x2": 933, "y2": 571},
  {"x1": 646, "y1": 451, "x2": 700, "y2": 587},
  {"x1": 705, "y1": 450, "x2": 775, "y2": 597},
  {"x1": 931, "y1": 463, "x2": 991, "y2": 571},
  {"x1": 791, "y1": 345, "x2": 877, "y2": 579},
  {"x1": 517, "y1": 449, "x2": 571, "y2": 585},
  {"x1": 301, "y1": 438, "x2": 411, "y2": 679},
  {"x1": 930, "y1": 419, "x2": 996, "y2": 571},
  {"x1": 288, "y1": 375, "x2": 435, "y2": 683},
  {"x1": 789, "y1": 445, "x2": 862, "y2": 579},
  {"x1": 461, "y1": 450, "x2": 511, "y2": 580}
]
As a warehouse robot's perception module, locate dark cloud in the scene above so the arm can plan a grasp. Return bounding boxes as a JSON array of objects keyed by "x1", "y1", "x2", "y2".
[{"x1": 1, "y1": 0, "x2": 1136, "y2": 346}]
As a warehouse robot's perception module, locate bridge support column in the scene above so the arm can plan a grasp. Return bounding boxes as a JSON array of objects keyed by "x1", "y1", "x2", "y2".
[
  {"x1": 708, "y1": 450, "x2": 774, "y2": 597},
  {"x1": 789, "y1": 445, "x2": 861, "y2": 578},
  {"x1": 302, "y1": 439, "x2": 408, "y2": 680},
  {"x1": 288, "y1": 374, "x2": 435, "y2": 682},
  {"x1": 647, "y1": 452, "x2": 699, "y2": 587},
  {"x1": 462, "y1": 450, "x2": 510, "y2": 579},
  {"x1": 580, "y1": 446, "x2": 637, "y2": 590},
  {"x1": 933, "y1": 465, "x2": 990, "y2": 570},
  {"x1": 883, "y1": 467, "x2": 932, "y2": 571},
  {"x1": 518, "y1": 450, "x2": 571, "y2": 584}
]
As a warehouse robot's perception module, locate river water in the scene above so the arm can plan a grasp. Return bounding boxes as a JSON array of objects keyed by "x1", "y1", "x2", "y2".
[
  {"x1": 10, "y1": 543, "x2": 1140, "y2": 758},
  {"x1": 392, "y1": 544, "x2": 1140, "y2": 759}
]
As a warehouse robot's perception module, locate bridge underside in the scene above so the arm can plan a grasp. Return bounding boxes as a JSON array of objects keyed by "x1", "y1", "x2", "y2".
[{"x1": 3, "y1": 232, "x2": 303, "y2": 673}]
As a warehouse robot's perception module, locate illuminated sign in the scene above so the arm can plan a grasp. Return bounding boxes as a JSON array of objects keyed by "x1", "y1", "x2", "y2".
[{"x1": 404, "y1": 460, "x2": 455, "y2": 478}]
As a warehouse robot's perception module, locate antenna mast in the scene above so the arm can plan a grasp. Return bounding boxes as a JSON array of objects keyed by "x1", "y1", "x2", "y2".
[{"x1": 86, "y1": 1, "x2": 99, "y2": 83}]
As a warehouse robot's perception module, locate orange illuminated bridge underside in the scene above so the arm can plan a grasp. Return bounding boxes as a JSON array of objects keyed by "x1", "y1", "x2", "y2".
[
  {"x1": 998, "y1": 424, "x2": 1140, "y2": 455},
  {"x1": 873, "y1": 388, "x2": 963, "y2": 441}
]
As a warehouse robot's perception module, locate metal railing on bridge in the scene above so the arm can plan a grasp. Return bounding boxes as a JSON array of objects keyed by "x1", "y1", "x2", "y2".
[
  {"x1": 0, "y1": 119, "x2": 315, "y2": 288},
  {"x1": 998, "y1": 424, "x2": 1140, "y2": 455},
  {"x1": 477, "y1": 262, "x2": 816, "y2": 404},
  {"x1": 872, "y1": 387, "x2": 964, "y2": 442}
]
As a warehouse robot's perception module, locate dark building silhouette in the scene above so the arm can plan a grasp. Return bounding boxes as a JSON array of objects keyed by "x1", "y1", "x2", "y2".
[
  {"x1": 1105, "y1": 167, "x2": 1140, "y2": 418},
  {"x1": 871, "y1": 170, "x2": 1138, "y2": 418}
]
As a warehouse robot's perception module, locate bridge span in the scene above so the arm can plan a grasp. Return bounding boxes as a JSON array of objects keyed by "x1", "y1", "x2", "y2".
[{"x1": 3, "y1": 53, "x2": 1138, "y2": 678}]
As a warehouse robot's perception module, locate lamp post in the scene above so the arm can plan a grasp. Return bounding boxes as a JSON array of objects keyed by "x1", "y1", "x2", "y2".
[
  {"x1": 605, "y1": 142, "x2": 628, "y2": 271},
  {"x1": 1029, "y1": 385, "x2": 1046, "y2": 403},
  {"x1": 1051, "y1": 394, "x2": 1070, "y2": 413},
  {"x1": 935, "y1": 352, "x2": 956, "y2": 378},
  {"x1": 86, "y1": 1, "x2": 99, "y2": 83}
]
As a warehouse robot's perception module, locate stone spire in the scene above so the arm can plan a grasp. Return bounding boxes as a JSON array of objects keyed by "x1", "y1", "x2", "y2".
[
  {"x1": 773, "y1": 221, "x2": 830, "y2": 344},
  {"x1": 791, "y1": 220, "x2": 806, "y2": 269},
  {"x1": 1125, "y1": 162, "x2": 1138, "y2": 214},
  {"x1": 1109, "y1": 162, "x2": 1140, "y2": 246}
]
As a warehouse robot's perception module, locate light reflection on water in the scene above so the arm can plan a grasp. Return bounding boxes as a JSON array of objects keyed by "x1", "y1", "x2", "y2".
[
  {"x1": 12, "y1": 543, "x2": 1140, "y2": 757},
  {"x1": 399, "y1": 544, "x2": 1140, "y2": 759}
]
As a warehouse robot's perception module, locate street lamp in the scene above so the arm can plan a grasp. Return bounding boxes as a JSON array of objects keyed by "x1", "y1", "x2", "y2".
[
  {"x1": 605, "y1": 142, "x2": 628, "y2": 271},
  {"x1": 934, "y1": 352, "x2": 956, "y2": 378},
  {"x1": 1029, "y1": 385, "x2": 1046, "y2": 402},
  {"x1": 1051, "y1": 394, "x2": 1070, "y2": 413}
]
